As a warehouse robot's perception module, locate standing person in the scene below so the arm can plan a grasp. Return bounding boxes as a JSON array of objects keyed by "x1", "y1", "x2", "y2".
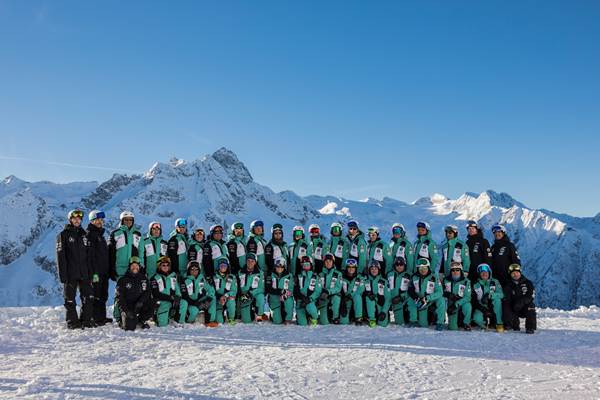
[
  {"x1": 117, "y1": 256, "x2": 153, "y2": 331},
  {"x1": 238, "y1": 253, "x2": 266, "y2": 323},
  {"x1": 289, "y1": 226, "x2": 312, "y2": 276},
  {"x1": 388, "y1": 224, "x2": 415, "y2": 275},
  {"x1": 472, "y1": 263, "x2": 504, "y2": 332},
  {"x1": 150, "y1": 256, "x2": 181, "y2": 327},
  {"x1": 264, "y1": 223, "x2": 289, "y2": 280},
  {"x1": 294, "y1": 256, "x2": 322, "y2": 326},
  {"x1": 308, "y1": 224, "x2": 328, "y2": 274},
  {"x1": 167, "y1": 218, "x2": 189, "y2": 277},
  {"x1": 86, "y1": 210, "x2": 112, "y2": 325},
  {"x1": 503, "y1": 264, "x2": 537, "y2": 334},
  {"x1": 245, "y1": 220, "x2": 267, "y2": 272},
  {"x1": 388, "y1": 257, "x2": 416, "y2": 326},
  {"x1": 108, "y1": 210, "x2": 143, "y2": 324},
  {"x1": 141, "y1": 221, "x2": 167, "y2": 278},
  {"x1": 439, "y1": 225, "x2": 470, "y2": 279},
  {"x1": 339, "y1": 259, "x2": 365, "y2": 325},
  {"x1": 213, "y1": 257, "x2": 238, "y2": 325},
  {"x1": 328, "y1": 222, "x2": 349, "y2": 271},
  {"x1": 56, "y1": 209, "x2": 93, "y2": 329},
  {"x1": 412, "y1": 221, "x2": 439, "y2": 273},
  {"x1": 465, "y1": 221, "x2": 493, "y2": 282},
  {"x1": 490, "y1": 224, "x2": 521, "y2": 287},
  {"x1": 203, "y1": 224, "x2": 229, "y2": 280},
  {"x1": 178, "y1": 260, "x2": 216, "y2": 326},
  {"x1": 227, "y1": 222, "x2": 247, "y2": 275},
  {"x1": 346, "y1": 220, "x2": 368, "y2": 275},
  {"x1": 267, "y1": 258, "x2": 295, "y2": 325},
  {"x1": 317, "y1": 253, "x2": 343, "y2": 325},
  {"x1": 366, "y1": 227, "x2": 393, "y2": 277},
  {"x1": 187, "y1": 227, "x2": 206, "y2": 265},
  {"x1": 363, "y1": 260, "x2": 391, "y2": 328},
  {"x1": 443, "y1": 262, "x2": 473, "y2": 331},
  {"x1": 408, "y1": 259, "x2": 445, "y2": 331}
]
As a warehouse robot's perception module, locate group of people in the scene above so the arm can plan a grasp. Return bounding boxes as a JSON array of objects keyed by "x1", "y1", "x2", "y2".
[{"x1": 56, "y1": 209, "x2": 537, "y2": 333}]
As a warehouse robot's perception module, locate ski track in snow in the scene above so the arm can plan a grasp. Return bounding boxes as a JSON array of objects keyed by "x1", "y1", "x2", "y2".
[{"x1": 0, "y1": 307, "x2": 599, "y2": 399}]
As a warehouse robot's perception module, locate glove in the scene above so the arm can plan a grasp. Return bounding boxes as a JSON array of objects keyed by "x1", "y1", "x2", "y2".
[
  {"x1": 367, "y1": 292, "x2": 376, "y2": 301},
  {"x1": 377, "y1": 312, "x2": 387, "y2": 322},
  {"x1": 322, "y1": 289, "x2": 329, "y2": 297},
  {"x1": 447, "y1": 303, "x2": 458, "y2": 314},
  {"x1": 391, "y1": 296, "x2": 402, "y2": 305},
  {"x1": 240, "y1": 293, "x2": 252, "y2": 305},
  {"x1": 319, "y1": 292, "x2": 329, "y2": 301},
  {"x1": 200, "y1": 299, "x2": 212, "y2": 310},
  {"x1": 219, "y1": 296, "x2": 227, "y2": 305},
  {"x1": 92, "y1": 273, "x2": 100, "y2": 283},
  {"x1": 418, "y1": 297, "x2": 428, "y2": 310}
]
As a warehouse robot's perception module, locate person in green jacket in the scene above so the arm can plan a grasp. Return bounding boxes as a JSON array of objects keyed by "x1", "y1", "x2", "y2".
[
  {"x1": 108, "y1": 210, "x2": 143, "y2": 323},
  {"x1": 408, "y1": 258, "x2": 445, "y2": 330},
  {"x1": 227, "y1": 222, "x2": 247, "y2": 275},
  {"x1": 366, "y1": 227, "x2": 393, "y2": 277},
  {"x1": 472, "y1": 263, "x2": 505, "y2": 332},
  {"x1": 267, "y1": 257, "x2": 295, "y2": 325},
  {"x1": 295, "y1": 256, "x2": 322, "y2": 326},
  {"x1": 363, "y1": 260, "x2": 391, "y2": 328},
  {"x1": 108, "y1": 210, "x2": 143, "y2": 280},
  {"x1": 346, "y1": 220, "x2": 368, "y2": 275},
  {"x1": 167, "y1": 218, "x2": 189, "y2": 277},
  {"x1": 308, "y1": 224, "x2": 329, "y2": 274},
  {"x1": 388, "y1": 223, "x2": 415, "y2": 275},
  {"x1": 328, "y1": 222, "x2": 349, "y2": 271},
  {"x1": 388, "y1": 256, "x2": 416, "y2": 326},
  {"x1": 412, "y1": 222, "x2": 439, "y2": 273},
  {"x1": 245, "y1": 220, "x2": 267, "y2": 272},
  {"x1": 317, "y1": 253, "x2": 343, "y2": 325},
  {"x1": 203, "y1": 224, "x2": 229, "y2": 279},
  {"x1": 177, "y1": 260, "x2": 216, "y2": 325},
  {"x1": 439, "y1": 225, "x2": 471, "y2": 280},
  {"x1": 289, "y1": 226, "x2": 312, "y2": 277},
  {"x1": 150, "y1": 256, "x2": 181, "y2": 327},
  {"x1": 265, "y1": 223, "x2": 290, "y2": 279},
  {"x1": 339, "y1": 259, "x2": 365, "y2": 325},
  {"x1": 213, "y1": 257, "x2": 238, "y2": 325},
  {"x1": 187, "y1": 227, "x2": 205, "y2": 265},
  {"x1": 140, "y1": 221, "x2": 167, "y2": 278},
  {"x1": 238, "y1": 253, "x2": 266, "y2": 323},
  {"x1": 443, "y1": 262, "x2": 472, "y2": 331}
]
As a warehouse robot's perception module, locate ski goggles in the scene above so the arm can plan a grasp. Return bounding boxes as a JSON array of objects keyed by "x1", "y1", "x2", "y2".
[
  {"x1": 392, "y1": 226, "x2": 404, "y2": 235},
  {"x1": 367, "y1": 228, "x2": 379, "y2": 234},
  {"x1": 508, "y1": 264, "x2": 521, "y2": 273},
  {"x1": 212, "y1": 228, "x2": 224, "y2": 234},
  {"x1": 70, "y1": 210, "x2": 84, "y2": 218},
  {"x1": 293, "y1": 230, "x2": 304, "y2": 237},
  {"x1": 345, "y1": 259, "x2": 358, "y2": 268},
  {"x1": 331, "y1": 226, "x2": 342, "y2": 234},
  {"x1": 309, "y1": 227, "x2": 320, "y2": 234},
  {"x1": 302, "y1": 261, "x2": 312, "y2": 268},
  {"x1": 193, "y1": 228, "x2": 205, "y2": 234},
  {"x1": 274, "y1": 259, "x2": 286, "y2": 268},
  {"x1": 233, "y1": 223, "x2": 244, "y2": 230}
]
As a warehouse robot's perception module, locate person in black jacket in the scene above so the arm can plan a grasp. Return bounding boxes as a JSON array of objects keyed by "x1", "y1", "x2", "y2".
[
  {"x1": 56, "y1": 209, "x2": 94, "y2": 329},
  {"x1": 116, "y1": 257, "x2": 153, "y2": 331},
  {"x1": 503, "y1": 264, "x2": 537, "y2": 334},
  {"x1": 465, "y1": 220, "x2": 493, "y2": 283},
  {"x1": 86, "y1": 210, "x2": 112, "y2": 325},
  {"x1": 490, "y1": 224, "x2": 521, "y2": 287}
]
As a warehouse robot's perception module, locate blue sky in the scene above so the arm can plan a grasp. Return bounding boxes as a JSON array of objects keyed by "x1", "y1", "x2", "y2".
[{"x1": 1, "y1": 1, "x2": 599, "y2": 216}]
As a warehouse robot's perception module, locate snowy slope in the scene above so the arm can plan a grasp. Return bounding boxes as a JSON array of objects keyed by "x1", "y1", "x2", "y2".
[
  {"x1": 0, "y1": 147, "x2": 598, "y2": 309},
  {"x1": 0, "y1": 306, "x2": 599, "y2": 399}
]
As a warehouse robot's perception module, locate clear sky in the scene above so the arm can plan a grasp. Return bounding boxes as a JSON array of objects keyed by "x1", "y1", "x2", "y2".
[{"x1": 1, "y1": 1, "x2": 599, "y2": 217}]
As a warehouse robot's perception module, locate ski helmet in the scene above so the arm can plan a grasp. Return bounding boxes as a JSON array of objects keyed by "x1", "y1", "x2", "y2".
[
  {"x1": 119, "y1": 211, "x2": 134, "y2": 221},
  {"x1": 466, "y1": 220, "x2": 479, "y2": 230},
  {"x1": 444, "y1": 225, "x2": 459, "y2": 235},
  {"x1": 330, "y1": 222, "x2": 343, "y2": 235},
  {"x1": 231, "y1": 222, "x2": 244, "y2": 231},
  {"x1": 148, "y1": 221, "x2": 162, "y2": 235},
  {"x1": 347, "y1": 220, "x2": 359, "y2": 229},
  {"x1": 391, "y1": 223, "x2": 406, "y2": 236},
  {"x1": 271, "y1": 223, "x2": 283, "y2": 234},
  {"x1": 477, "y1": 263, "x2": 491, "y2": 275},
  {"x1": 416, "y1": 221, "x2": 430, "y2": 231},
  {"x1": 491, "y1": 224, "x2": 507, "y2": 234},
  {"x1": 67, "y1": 209, "x2": 84, "y2": 220},
  {"x1": 308, "y1": 224, "x2": 320, "y2": 235},
  {"x1": 367, "y1": 226, "x2": 380, "y2": 236},
  {"x1": 508, "y1": 264, "x2": 521, "y2": 274},
  {"x1": 88, "y1": 210, "x2": 105, "y2": 221},
  {"x1": 175, "y1": 218, "x2": 187, "y2": 228}
]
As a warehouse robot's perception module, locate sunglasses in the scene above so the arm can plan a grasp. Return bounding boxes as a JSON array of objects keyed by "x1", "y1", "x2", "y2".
[
  {"x1": 151, "y1": 225, "x2": 161, "y2": 230},
  {"x1": 348, "y1": 227, "x2": 358, "y2": 231},
  {"x1": 392, "y1": 227, "x2": 404, "y2": 234}
]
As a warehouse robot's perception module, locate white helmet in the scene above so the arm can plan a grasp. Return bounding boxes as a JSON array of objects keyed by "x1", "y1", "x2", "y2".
[
  {"x1": 292, "y1": 226, "x2": 305, "y2": 233},
  {"x1": 119, "y1": 211, "x2": 134, "y2": 221},
  {"x1": 88, "y1": 210, "x2": 105, "y2": 221},
  {"x1": 308, "y1": 224, "x2": 320, "y2": 232},
  {"x1": 331, "y1": 222, "x2": 343, "y2": 229}
]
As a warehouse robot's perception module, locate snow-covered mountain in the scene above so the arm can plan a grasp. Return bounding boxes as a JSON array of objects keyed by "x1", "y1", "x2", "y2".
[{"x1": 1, "y1": 147, "x2": 599, "y2": 309}]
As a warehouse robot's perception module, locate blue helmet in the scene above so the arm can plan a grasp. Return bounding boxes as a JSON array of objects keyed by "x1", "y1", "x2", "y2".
[{"x1": 477, "y1": 263, "x2": 492, "y2": 275}]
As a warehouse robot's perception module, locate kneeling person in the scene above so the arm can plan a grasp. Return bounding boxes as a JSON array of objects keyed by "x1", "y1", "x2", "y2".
[
  {"x1": 214, "y1": 257, "x2": 238, "y2": 325},
  {"x1": 150, "y1": 256, "x2": 181, "y2": 327},
  {"x1": 178, "y1": 261, "x2": 216, "y2": 325},
  {"x1": 408, "y1": 259, "x2": 445, "y2": 330},
  {"x1": 295, "y1": 256, "x2": 322, "y2": 326},
  {"x1": 238, "y1": 253, "x2": 266, "y2": 323},
  {"x1": 117, "y1": 257, "x2": 153, "y2": 330},
  {"x1": 317, "y1": 253, "x2": 343, "y2": 325},
  {"x1": 363, "y1": 260, "x2": 391, "y2": 328},
  {"x1": 267, "y1": 258, "x2": 294, "y2": 325},
  {"x1": 443, "y1": 262, "x2": 472, "y2": 331},
  {"x1": 472, "y1": 263, "x2": 504, "y2": 332},
  {"x1": 388, "y1": 257, "x2": 416, "y2": 326},
  {"x1": 503, "y1": 264, "x2": 537, "y2": 334}
]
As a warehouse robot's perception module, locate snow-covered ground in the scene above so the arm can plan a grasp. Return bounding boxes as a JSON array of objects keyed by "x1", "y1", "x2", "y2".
[{"x1": 1, "y1": 307, "x2": 599, "y2": 399}]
